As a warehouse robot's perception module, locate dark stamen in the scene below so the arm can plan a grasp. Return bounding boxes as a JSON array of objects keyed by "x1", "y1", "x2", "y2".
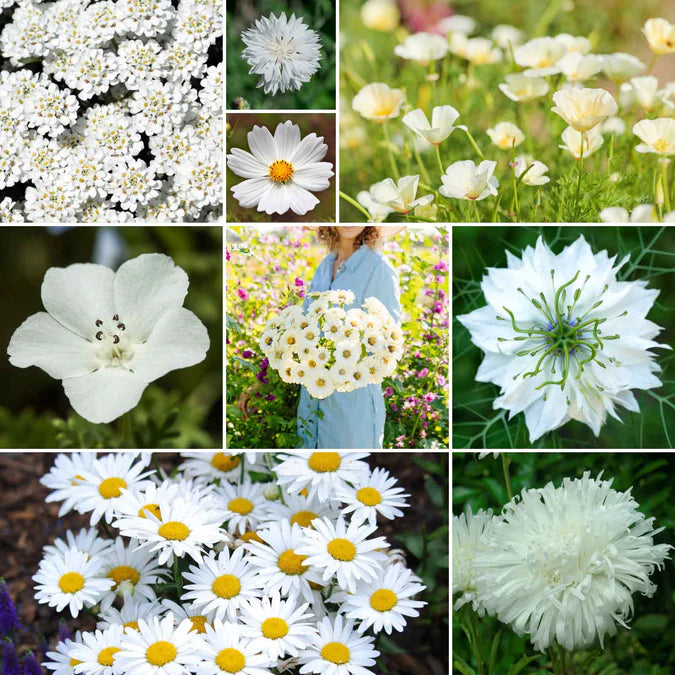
[
  {"x1": 96, "y1": 331, "x2": 103, "y2": 340},
  {"x1": 113, "y1": 314, "x2": 119, "y2": 321},
  {"x1": 117, "y1": 323, "x2": 126, "y2": 330},
  {"x1": 95, "y1": 319, "x2": 103, "y2": 327},
  {"x1": 112, "y1": 335, "x2": 120, "y2": 344}
]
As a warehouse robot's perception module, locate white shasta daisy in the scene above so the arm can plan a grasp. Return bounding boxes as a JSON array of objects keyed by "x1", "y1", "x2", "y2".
[
  {"x1": 218, "y1": 479, "x2": 270, "y2": 535},
  {"x1": 43, "y1": 527, "x2": 113, "y2": 561},
  {"x1": 43, "y1": 633, "x2": 85, "y2": 675},
  {"x1": 69, "y1": 625, "x2": 124, "y2": 675},
  {"x1": 264, "y1": 491, "x2": 341, "y2": 530},
  {"x1": 161, "y1": 599, "x2": 214, "y2": 636},
  {"x1": 39, "y1": 452, "x2": 97, "y2": 517},
  {"x1": 97, "y1": 593, "x2": 164, "y2": 632},
  {"x1": 180, "y1": 452, "x2": 262, "y2": 484}
]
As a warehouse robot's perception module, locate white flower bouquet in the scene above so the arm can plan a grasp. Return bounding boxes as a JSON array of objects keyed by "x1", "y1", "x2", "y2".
[{"x1": 259, "y1": 290, "x2": 404, "y2": 399}]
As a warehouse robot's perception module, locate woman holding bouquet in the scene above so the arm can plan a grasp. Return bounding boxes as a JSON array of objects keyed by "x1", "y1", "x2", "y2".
[{"x1": 297, "y1": 226, "x2": 403, "y2": 449}]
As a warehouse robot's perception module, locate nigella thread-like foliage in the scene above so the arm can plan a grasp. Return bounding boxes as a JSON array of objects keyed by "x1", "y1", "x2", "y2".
[{"x1": 0, "y1": 580, "x2": 21, "y2": 637}]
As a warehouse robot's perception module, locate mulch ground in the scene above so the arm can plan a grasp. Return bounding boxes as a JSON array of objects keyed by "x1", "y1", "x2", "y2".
[{"x1": 0, "y1": 452, "x2": 448, "y2": 674}]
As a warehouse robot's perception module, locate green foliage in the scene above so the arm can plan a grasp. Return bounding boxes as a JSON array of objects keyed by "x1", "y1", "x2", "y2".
[{"x1": 453, "y1": 226, "x2": 675, "y2": 448}]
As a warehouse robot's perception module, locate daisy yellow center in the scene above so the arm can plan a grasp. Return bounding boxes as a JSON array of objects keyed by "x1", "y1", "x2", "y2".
[
  {"x1": 58, "y1": 572, "x2": 85, "y2": 594},
  {"x1": 653, "y1": 138, "x2": 669, "y2": 152},
  {"x1": 108, "y1": 565, "x2": 140, "y2": 588},
  {"x1": 215, "y1": 648, "x2": 246, "y2": 672},
  {"x1": 97, "y1": 647, "x2": 120, "y2": 666},
  {"x1": 269, "y1": 159, "x2": 294, "y2": 183},
  {"x1": 211, "y1": 453, "x2": 240, "y2": 472},
  {"x1": 321, "y1": 642, "x2": 350, "y2": 664},
  {"x1": 99, "y1": 477, "x2": 127, "y2": 499},
  {"x1": 261, "y1": 617, "x2": 289, "y2": 639},
  {"x1": 213, "y1": 574, "x2": 241, "y2": 599},
  {"x1": 139, "y1": 503, "x2": 162, "y2": 519},
  {"x1": 370, "y1": 588, "x2": 398, "y2": 611},
  {"x1": 327, "y1": 538, "x2": 356, "y2": 561},
  {"x1": 189, "y1": 615, "x2": 207, "y2": 633},
  {"x1": 123, "y1": 621, "x2": 139, "y2": 631},
  {"x1": 240, "y1": 531, "x2": 264, "y2": 543},
  {"x1": 158, "y1": 521, "x2": 190, "y2": 541},
  {"x1": 146, "y1": 641, "x2": 176, "y2": 666},
  {"x1": 357, "y1": 487, "x2": 382, "y2": 506},
  {"x1": 229, "y1": 497, "x2": 254, "y2": 515},
  {"x1": 291, "y1": 510, "x2": 318, "y2": 528},
  {"x1": 70, "y1": 658, "x2": 83, "y2": 666},
  {"x1": 308, "y1": 452, "x2": 341, "y2": 473},
  {"x1": 278, "y1": 549, "x2": 308, "y2": 575}
]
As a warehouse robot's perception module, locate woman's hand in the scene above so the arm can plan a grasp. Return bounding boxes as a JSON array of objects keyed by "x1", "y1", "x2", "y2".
[{"x1": 235, "y1": 385, "x2": 259, "y2": 420}]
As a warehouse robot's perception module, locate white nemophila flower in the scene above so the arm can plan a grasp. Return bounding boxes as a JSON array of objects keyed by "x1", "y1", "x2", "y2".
[
  {"x1": 7, "y1": 253, "x2": 209, "y2": 424},
  {"x1": 33, "y1": 547, "x2": 114, "y2": 618},
  {"x1": 632, "y1": 117, "x2": 675, "y2": 155},
  {"x1": 643, "y1": 17, "x2": 675, "y2": 55},
  {"x1": 559, "y1": 125, "x2": 604, "y2": 159},
  {"x1": 351, "y1": 82, "x2": 405, "y2": 122},
  {"x1": 69, "y1": 625, "x2": 124, "y2": 675},
  {"x1": 599, "y1": 205, "x2": 658, "y2": 223},
  {"x1": 498, "y1": 73, "x2": 549, "y2": 102},
  {"x1": 402, "y1": 105, "x2": 465, "y2": 146},
  {"x1": 474, "y1": 472, "x2": 672, "y2": 652},
  {"x1": 393, "y1": 32, "x2": 448, "y2": 63},
  {"x1": 457, "y1": 235, "x2": 670, "y2": 441},
  {"x1": 551, "y1": 87, "x2": 618, "y2": 133},
  {"x1": 241, "y1": 12, "x2": 322, "y2": 95},
  {"x1": 297, "y1": 614, "x2": 379, "y2": 675},
  {"x1": 557, "y1": 51, "x2": 603, "y2": 82},
  {"x1": 514, "y1": 37, "x2": 566, "y2": 77},
  {"x1": 513, "y1": 156, "x2": 550, "y2": 186},
  {"x1": 368, "y1": 175, "x2": 433, "y2": 214},
  {"x1": 439, "y1": 160, "x2": 499, "y2": 201},
  {"x1": 39, "y1": 453, "x2": 98, "y2": 517},
  {"x1": 486, "y1": 122, "x2": 525, "y2": 150},
  {"x1": 227, "y1": 120, "x2": 333, "y2": 216}
]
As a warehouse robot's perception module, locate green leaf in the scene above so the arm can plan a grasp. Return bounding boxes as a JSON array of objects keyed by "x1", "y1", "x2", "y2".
[
  {"x1": 413, "y1": 456, "x2": 443, "y2": 474},
  {"x1": 632, "y1": 613, "x2": 668, "y2": 633},
  {"x1": 454, "y1": 657, "x2": 477, "y2": 675},
  {"x1": 425, "y1": 477, "x2": 445, "y2": 508},
  {"x1": 398, "y1": 531, "x2": 424, "y2": 559},
  {"x1": 488, "y1": 630, "x2": 501, "y2": 673},
  {"x1": 507, "y1": 654, "x2": 541, "y2": 675}
]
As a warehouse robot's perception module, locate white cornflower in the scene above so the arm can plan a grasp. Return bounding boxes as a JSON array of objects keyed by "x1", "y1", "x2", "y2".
[
  {"x1": 513, "y1": 157, "x2": 550, "y2": 186},
  {"x1": 457, "y1": 235, "x2": 669, "y2": 441},
  {"x1": 394, "y1": 32, "x2": 448, "y2": 63},
  {"x1": 486, "y1": 122, "x2": 525, "y2": 150},
  {"x1": 642, "y1": 17, "x2": 675, "y2": 55},
  {"x1": 632, "y1": 117, "x2": 675, "y2": 155},
  {"x1": 227, "y1": 120, "x2": 333, "y2": 216},
  {"x1": 351, "y1": 82, "x2": 405, "y2": 122},
  {"x1": 241, "y1": 12, "x2": 321, "y2": 95},
  {"x1": 559, "y1": 125, "x2": 604, "y2": 159},
  {"x1": 474, "y1": 473, "x2": 672, "y2": 652},
  {"x1": 439, "y1": 160, "x2": 499, "y2": 201},
  {"x1": 600, "y1": 52, "x2": 646, "y2": 81},
  {"x1": 7, "y1": 253, "x2": 209, "y2": 424},
  {"x1": 498, "y1": 73, "x2": 549, "y2": 102},
  {"x1": 69, "y1": 625, "x2": 124, "y2": 675},
  {"x1": 402, "y1": 105, "x2": 465, "y2": 146},
  {"x1": 551, "y1": 87, "x2": 618, "y2": 133},
  {"x1": 368, "y1": 175, "x2": 433, "y2": 214},
  {"x1": 514, "y1": 37, "x2": 566, "y2": 77}
]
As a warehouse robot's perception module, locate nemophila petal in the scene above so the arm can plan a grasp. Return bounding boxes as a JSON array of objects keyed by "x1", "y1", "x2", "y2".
[
  {"x1": 8, "y1": 312, "x2": 99, "y2": 379},
  {"x1": 41, "y1": 263, "x2": 115, "y2": 339},
  {"x1": 63, "y1": 368, "x2": 148, "y2": 424},
  {"x1": 226, "y1": 148, "x2": 269, "y2": 178},
  {"x1": 247, "y1": 125, "x2": 278, "y2": 165}
]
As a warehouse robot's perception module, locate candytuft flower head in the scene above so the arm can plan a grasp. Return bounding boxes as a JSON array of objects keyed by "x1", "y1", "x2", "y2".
[
  {"x1": 241, "y1": 12, "x2": 322, "y2": 95},
  {"x1": 7, "y1": 253, "x2": 209, "y2": 424},
  {"x1": 551, "y1": 87, "x2": 618, "y2": 133},
  {"x1": 457, "y1": 235, "x2": 670, "y2": 442},
  {"x1": 473, "y1": 472, "x2": 672, "y2": 652}
]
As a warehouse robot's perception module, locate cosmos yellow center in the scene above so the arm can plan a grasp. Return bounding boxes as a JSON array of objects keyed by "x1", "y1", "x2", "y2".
[
  {"x1": 108, "y1": 565, "x2": 140, "y2": 588},
  {"x1": 261, "y1": 617, "x2": 289, "y2": 639},
  {"x1": 357, "y1": 487, "x2": 382, "y2": 506},
  {"x1": 653, "y1": 138, "x2": 669, "y2": 152},
  {"x1": 211, "y1": 453, "x2": 240, "y2": 472},
  {"x1": 123, "y1": 621, "x2": 139, "y2": 631},
  {"x1": 321, "y1": 642, "x2": 350, "y2": 664},
  {"x1": 370, "y1": 588, "x2": 397, "y2": 611},
  {"x1": 215, "y1": 648, "x2": 246, "y2": 672},
  {"x1": 240, "y1": 531, "x2": 264, "y2": 544},
  {"x1": 308, "y1": 452, "x2": 341, "y2": 473},
  {"x1": 229, "y1": 497, "x2": 254, "y2": 515},
  {"x1": 189, "y1": 615, "x2": 207, "y2": 633},
  {"x1": 291, "y1": 510, "x2": 318, "y2": 528},
  {"x1": 327, "y1": 538, "x2": 356, "y2": 561},
  {"x1": 58, "y1": 572, "x2": 85, "y2": 594},
  {"x1": 158, "y1": 521, "x2": 190, "y2": 541},
  {"x1": 212, "y1": 574, "x2": 241, "y2": 599},
  {"x1": 139, "y1": 503, "x2": 161, "y2": 519},
  {"x1": 99, "y1": 477, "x2": 127, "y2": 499},
  {"x1": 269, "y1": 159, "x2": 294, "y2": 183},
  {"x1": 146, "y1": 641, "x2": 176, "y2": 666},
  {"x1": 97, "y1": 647, "x2": 120, "y2": 666},
  {"x1": 278, "y1": 549, "x2": 308, "y2": 575}
]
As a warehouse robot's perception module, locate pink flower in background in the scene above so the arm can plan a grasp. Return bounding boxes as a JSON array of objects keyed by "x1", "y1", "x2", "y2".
[
  {"x1": 400, "y1": 0, "x2": 452, "y2": 33},
  {"x1": 417, "y1": 368, "x2": 429, "y2": 378},
  {"x1": 242, "y1": 350, "x2": 253, "y2": 358},
  {"x1": 237, "y1": 288, "x2": 248, "y2": 300},
  {"x1": 294, "y1": 277, "x2": 304, "y2": 287},
  {"x1": 384, "y1": 386, "x2": 394, "y2": 397},
  {"x1": 226, "y1": 247, "x2": 231, "y2": 261},
  {"x1": 434, "y1": 260, "x2": 448, "y2": 272},
  {"x1": 424, "y1": 393, "x2": 436, "y2": 402}
]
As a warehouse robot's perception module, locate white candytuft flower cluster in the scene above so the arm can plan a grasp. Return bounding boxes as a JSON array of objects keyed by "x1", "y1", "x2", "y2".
[
  {"x1": 0, "y1": 0, "x2": 222, "y2": 222},
  {"x1": 35, "y1": 451, "x2": 426, "y2": 674},
  {"x1": 259, "y1": 290, "x2": 404, "y2": 399},
  {"x1": 458, "y1": 235, "x2": 669, "y2": 442},
  {"x1": 453, "y1": 472, "x2": 671, "y2": 652}
]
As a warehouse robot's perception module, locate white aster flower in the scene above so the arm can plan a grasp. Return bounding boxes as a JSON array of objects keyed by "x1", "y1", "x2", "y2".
[
  {"x1": 513, "y1": 157, "x2": 550, "y2": 186},
  {"x1": 439, "y1": 160, "x2": 499, "y2": 201},
  {"x1": 486, "y1": 122, "x2": 525, "y2": 150},
  {"x1": 599, "y1": 205, "x2": 657, "y2": 223},
  {"x1": 368, "y1": 174, "x2": 433, "y2": 214},
  {"x1": 632, "y1": 117, "x2": 675, "y2": 155},
  {"x1": 601, "y1": 52, "x2": 646, "y2": 81},
  {"x1": 551, "y1": 87, "x2": 618, "y2": 132},
  {"x1": 402, "y1": 106, "x2": 465, "y2": 146},
  {"x1": 642, "y1": 17, "x2": 675, "y2": 55},
  {"x1": 394, "y1": 32, "x2": 448, "y2": 63},
  {"x1": 227, "y1": 120, "x2": 333, "y2": 216},
  {"x1": 69, "y1": 625, "x2": 124, "y2": 675},
  {"x1": 498, "y1": 73, "x2": 549, "y2": 102},
  {"x1": 241, "y1": 12, "x2": 321, "y2": 95},
  {"x1": 559, "y1": 125, "x2": 604, "y2": 159},
  {"x1": 351, "y1": 82, "x2": 405, "y2": 122},
  {"x1": 457, "y1": 235, "x2": 670, "y2": 442},
  {"x1": 7, "y1": 253, "x2": 209, "y2": 424},
  {"x1": 514, "y1": 37, "x2": 566, "y2": 77},
  {"x1": 474, "y1": 472, "x2": 672, "y2": 652}
]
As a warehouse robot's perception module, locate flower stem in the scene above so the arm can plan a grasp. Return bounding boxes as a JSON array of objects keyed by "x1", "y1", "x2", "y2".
[
  {"x1": 661, "y1": 161, "x2": 672, "y2": 213},
  {"x1": 463, "y1": 128, "x2": 485, "y2": 159},
  {"x1": 501, "y1": 453, "x2": 513, "y2": 501},
  {"x1": 435, "y1": 144, "x2": 445, "y2": 178},
  {"x1": 339, "y1": 191, "x2": 372, "y2": 220},
  {"x1": 122, "y1": 413, "x2": 133, "y2": 448},
  {"x1": 382, "y1": 123, "x2": 400, "y2": 180},
  {"x1": 173, "y1": 555, "x2": 182, "y2": 596},
  {"x1": 412, "y1": 141, "x2": 431, "y2": 186},
  {"x1": 472, "y1": 199, "x2": 481, "y2": 223},
  {"x1": 573, "y1": 133, "x2": 585, "y2": 220},
  {"x1": 559, "y1": 644, "x2": 568, "y2": 674}
]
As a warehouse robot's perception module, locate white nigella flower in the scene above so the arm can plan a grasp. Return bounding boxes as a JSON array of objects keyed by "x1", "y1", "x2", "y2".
[
  {"x1": 474, "y1": 472, "x2": 672, "y2": 652},
  {"x1": 351, "y1": 82, "x2": 405, "y2": 122},
  {"x1": 600, "y1": 52, "x2": 646, "y2": 80},
  {"x1": 457, "y1": 235, "x2": 670, "y2": 442},
  {"x1": 642, "y1": 17, "x2": 675, "y2": 56},
  {"x1": 393, "y1": 32, "x2": 448, "y2": 63},
  {"x1": 368, "y1": 175, "x2": 433, "y2": 214},
  {"x1": 439, "y1": 160, "x2": 499, "y2": 201},
  {"x1": 514, "y1": 37, "x2": 566, "y2": 77},
  {"x1": 402, "y1": 105, "x2": 466, "y2": 146},
  {"x1": 498, "y1": 73, "x2": 549, "y2": 102},
  {"x1": 226, "y1": 120, "x2": 334, "y2": 216},
  {"x1": 512, "y1": 156, "x2": 550, "y2": 186},
  {"x1": 632, "y1": 117, "x2": 675, "y2": 155},
  {"x1": 486, "y1": 122, "x2": 525, "y2": 150},
  {"x1": 241, "y1": 12, "x2": 322, "y2": 95},
  {"x1": 559, "y1": 125, "x2": 604, "y2": 159},
  {"x1": 7, "y1": 253, "x2": 209, "y2": 424},
  {"x1": 551, "y1": 87, "x2": 618, "y2": 133}
]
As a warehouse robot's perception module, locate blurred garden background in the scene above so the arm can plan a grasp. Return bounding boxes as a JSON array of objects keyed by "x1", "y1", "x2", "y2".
[
  {"x1": 0, "y1": 227, "x2": 223, "y2": 449},
  {"x1": 226, "y1": 113, "x2": 336, "y2": 223},
  {"x1": 226, "y1": 0, "x2": 336, "y2": 110},
  {"x1": 226, "y1": 225, "x2": 449, "y2": 449},
  {"x1": 453, "y1": 226, "x2": 675, "y2": 448},
  {"x1": 453, "y1": 451, "x2": 675, "y2": 674}
]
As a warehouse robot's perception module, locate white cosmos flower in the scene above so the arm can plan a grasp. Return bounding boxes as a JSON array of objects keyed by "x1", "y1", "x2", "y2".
[
  {"x1": 305, "y1": 369, "x2": 336, "y2": 399},
  {"x1": 39, "y1": 453, "x2": 98, "y2": 517},
  {"x1": 601, "y1": 52, "x2": 646, "y2": 80},
  {"x1": 486, "y1": 122, "x2": 525, "y2": 150},
  {"x1": 632, "y1": 117, "x2": 675, "y2": 155},
  {"x1": 402, "y1": 105, "x2": 466, "y2": 146},
  {"x1": 241, "y1": 12, "x2": 321, "y2": 95},
  {"x1": 492, "y1": 24, "x2": 524, "y2": 49},
  {"x1": 557, "y1": 52, "x2": 603, "y2": 82},
  {"x1": 7, "y1": 254, "x2": 209, "y2": 424},
  {"x1": 599, "y1": 205, "x2": 658, "y2": 223},
  {"x1": 514, "y1": 37, "x2": 566, "y2": 77},
  {"x1": 551, "y1": 87, "x2": 618, "y2": 132},
  {"x1": 439, "y1": 160, "x2": 499, "y2": 201},
  {"x1": 457, "y1": 235, "x2": 670, "y2": 442},
  {"x1": 393, "y1": 32, "x2": 448, "y2": 63},
  {"x1": 463, "y1": 38, "x2": 503, "y2": 65},
  {"x1": 368, "y1": 175, "x2": 433, "y2": 214},
  {"x1": 69, "y1": 625, "x2": 124, "y2": 675},
  {"x1": 559, "y1": 125, "x2": 604, "y2": 159},
  {"x1": 474, "y1": 472, "x2": 672, "y2": 652},
  {"x1": 513, "y1": 157, "x2": 550, "y2": 186},
  {"x1": 498, "y1": 73, "x2": 549, "y2": 102},
  {"x1": 356, "y1": 190, "x2": 394, "y2": 222},
  {"x1": 642, "y1": 17, "x2": 675, "y2": 55},
  {"x1": 360, "y1": 0, "x2": 400, "y2": 32},
  {"x1": 227, "y1": 120, "x2": 333, "y2": 215},
  {"x1": 352, "y1": 82, "x2": 405, "y2": 122},
  {"x1": 33, "y1": 547, "x2": 114, "y2": 618}
]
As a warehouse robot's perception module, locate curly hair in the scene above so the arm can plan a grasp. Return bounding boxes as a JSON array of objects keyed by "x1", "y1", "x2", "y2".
[{"x1": 316, "y1": 227, "x2": 383, "y2": 251}]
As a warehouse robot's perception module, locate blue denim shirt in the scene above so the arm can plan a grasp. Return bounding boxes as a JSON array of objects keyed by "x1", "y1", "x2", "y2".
[{"x1": 296, "y1": 245, "x2": 401, "y2": 449}]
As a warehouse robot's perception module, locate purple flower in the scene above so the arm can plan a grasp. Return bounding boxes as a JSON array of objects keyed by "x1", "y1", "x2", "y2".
[
  {"x1": 384, "y1": 386, "x2": 394, "y2": 397},
  {"x1": 390, "y1": 403, "x2": 398, "y2": 412},
  {"x1": 265, "y1": 394, "x2": 276, "y2": 401},
  {"x1": 424, "y1": 393, "x2": 436, "y2": 402},
  {"x1": 294, "y1": 277, "x2": 304, "y2": 287},
  {"x1": 2, "y1": 641, "x2": 20, "y2": 675},
  {"x1": 22, "y1": 652, "x2": 42, "y2": 675},
  {"x1": 434, "y1": 260, "x2": 448, "y2": 272},
  {"x1": 437, "y1": 375, "x2": 446, "y2": 387},
  {"x1": 298, "y1": 290, "x2": 305, "y2": 298},
  {"x1": 0, "y1": 580, "x2": 20, "y2": 636},
  {"x1": 417, "y1": 368, "x2": 429, "y2": 378},
  {"x1": 57, "y1": 620, "x2": 71, "y2": 643},
  {"x1": 242, "y1": 350, "x2": 253, "y2": 359},
  {"x1": 237, "y1": 288, "x2": 248, "y2": 300},
  {"x1": 226, "y1": 247, "x2": 231, "y2": 261}
]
